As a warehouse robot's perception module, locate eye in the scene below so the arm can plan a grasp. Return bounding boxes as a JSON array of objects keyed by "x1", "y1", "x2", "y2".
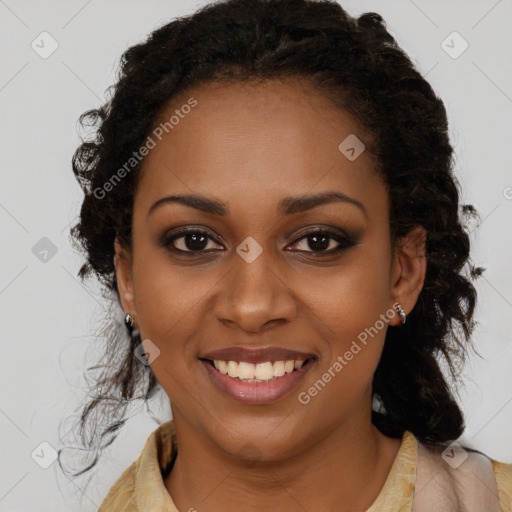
[
  {"x1": 162, "y1": 228, "x2": 224, "y2": 253},
  {"x1": 162, "y1": 227, "x2": 356, "y2": 256},
  {"x1": 287, "y1": 229, "x2": 356, "y2": 255}
]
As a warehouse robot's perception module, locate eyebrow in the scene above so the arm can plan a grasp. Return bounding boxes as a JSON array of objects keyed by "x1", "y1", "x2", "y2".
[{"x1": 147, "y1": 191, "x2": 368, "y2": 219}]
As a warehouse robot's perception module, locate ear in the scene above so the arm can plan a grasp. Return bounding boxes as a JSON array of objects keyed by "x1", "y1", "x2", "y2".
[
  {"x1": 389, "y1": 225, "x2": 427, "y2": 326},
  {"x1": 114, "y1": 237, "x2": 137, "y2": 326}
]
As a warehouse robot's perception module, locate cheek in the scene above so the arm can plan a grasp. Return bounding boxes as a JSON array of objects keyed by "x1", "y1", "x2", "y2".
[
  {"x1": 135, "y1": 275, "x2": 207, "y2": 338},
  {"x1": 296, "y1": 265, "x2": 390, "y2": 420},
  {"x1": 300, "y1": 248, "x2": 391, "y2": 344},
  {"x1": 132, "y1": 268, "x2": 205, "y2": 409},
  {"x1": 129, "y1": 249, "x2": 221, "y2": 385},
  {"x1": 294, "y1": 245, "x2": 392, "y2": 399}
]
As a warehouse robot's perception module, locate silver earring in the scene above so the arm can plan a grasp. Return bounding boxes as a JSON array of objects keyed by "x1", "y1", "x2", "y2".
[
  {"x1": 395, "y1": 303, "x2": 406, "y2": 326},
  {"x1": 125, "y1": 313, "x2": 135, "y2": 332}
]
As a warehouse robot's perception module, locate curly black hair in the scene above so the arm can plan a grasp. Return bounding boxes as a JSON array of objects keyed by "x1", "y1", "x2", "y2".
[{"x1": 60, "y1": 0, "x2": 484, "y2": 480}]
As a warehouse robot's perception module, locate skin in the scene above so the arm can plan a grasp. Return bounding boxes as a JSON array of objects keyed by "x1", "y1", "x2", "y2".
[{"x1": 114, "y1": 77, "x2": 426, "y2": 512}]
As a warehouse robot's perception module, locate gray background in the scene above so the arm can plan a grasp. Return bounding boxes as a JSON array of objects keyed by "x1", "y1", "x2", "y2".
[{"x1": 1, "y1": 0, "x2": 511, "y2": 510}]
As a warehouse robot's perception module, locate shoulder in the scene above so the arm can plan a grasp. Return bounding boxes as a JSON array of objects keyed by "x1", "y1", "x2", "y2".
[
  {"x1": 492, "y1": 458, "x2": 512, "y2": 512},
  {"x1": 414, "y1": 436, "x2": 512, "y2": 512},
  {"x1": 97, "y1": 459, "x2": 138, "y2": 511}
]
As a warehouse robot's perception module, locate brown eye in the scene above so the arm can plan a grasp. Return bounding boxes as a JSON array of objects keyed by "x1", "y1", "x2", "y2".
[
  {"x1": 287, "y1": 229, "x2": 356, "y2": 255},
  {"x1": 163, "y1": 229, "x2": 224, "y2": 253}
]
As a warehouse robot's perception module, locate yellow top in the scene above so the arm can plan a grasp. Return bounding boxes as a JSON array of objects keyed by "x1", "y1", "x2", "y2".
[{"x1": 98, "y1": 420, "x2": 512, "y2": 512}]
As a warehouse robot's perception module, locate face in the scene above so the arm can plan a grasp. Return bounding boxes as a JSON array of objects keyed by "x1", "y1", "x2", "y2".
[{"x1": 115, "y1": 77, "x2": 426, "y2": 461}]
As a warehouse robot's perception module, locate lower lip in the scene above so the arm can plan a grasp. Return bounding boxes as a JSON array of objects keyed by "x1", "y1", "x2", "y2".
[{"x1": 200, "y1": 358, "x2": 315, "y2": 404}]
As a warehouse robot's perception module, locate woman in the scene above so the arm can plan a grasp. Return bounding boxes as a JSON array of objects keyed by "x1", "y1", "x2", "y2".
[{"x1": 64, "y1": 0, "x2": 512, "y2": 510}]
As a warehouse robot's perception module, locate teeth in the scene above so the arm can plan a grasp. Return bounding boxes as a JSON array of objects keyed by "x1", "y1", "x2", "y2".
[
  {"x1": 218, "y1": 360, "x2": 228, "y2": 375},
  {"x1": 238, "y1": 362, "x2": 255, "y2": 379},
  {"x1": 212, "y1": 359, "x2": 306, "y2": 382},
  {"x1": 273, "y1": 360, "x2": 285, "y2": 377},
  {"x1": 255, "y1": 362, "x2": 274, "y2": 380},
  {"x1": 227, "y1": 360, "x2": 238, "y2": 378}
]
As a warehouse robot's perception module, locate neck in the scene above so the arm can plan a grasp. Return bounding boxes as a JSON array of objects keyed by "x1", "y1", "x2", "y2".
[{"x1": 165, "y1": 402, "x2": 401, "y2": 512}]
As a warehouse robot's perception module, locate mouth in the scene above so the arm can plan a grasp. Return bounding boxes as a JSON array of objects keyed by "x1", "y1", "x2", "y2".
[{"x1": 199, "y1": 355, "x2": 316, "y2": 404}]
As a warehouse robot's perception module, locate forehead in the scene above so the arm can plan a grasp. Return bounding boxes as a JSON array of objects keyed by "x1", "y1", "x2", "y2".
[{"x1": 135, "y1": 78, "x2": 386, "y2": 219}]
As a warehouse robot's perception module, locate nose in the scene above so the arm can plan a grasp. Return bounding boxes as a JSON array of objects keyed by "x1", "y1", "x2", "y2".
[{"x1": 213, "y1": 250, "x2": 298, "y2": 333}]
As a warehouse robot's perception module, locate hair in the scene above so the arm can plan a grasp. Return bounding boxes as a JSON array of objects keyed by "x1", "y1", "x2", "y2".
[{"x1": 60, "y1": 0, "x2": 484, "y2": 480}]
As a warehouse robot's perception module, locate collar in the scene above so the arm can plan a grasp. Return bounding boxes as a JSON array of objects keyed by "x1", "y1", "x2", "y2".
[{"x1": 366, "y1": 429, "x2": 417, "y2": 511}]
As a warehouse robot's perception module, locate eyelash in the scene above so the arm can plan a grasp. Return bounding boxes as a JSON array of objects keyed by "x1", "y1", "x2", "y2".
[{"x1": 161, "y1": 227, "x2": 356, "y2": 257}]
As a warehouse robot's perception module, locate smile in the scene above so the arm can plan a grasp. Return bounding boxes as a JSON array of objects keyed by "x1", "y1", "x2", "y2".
[{"x1": 200, "y1": 357, "x2": 315, "y2": 403}]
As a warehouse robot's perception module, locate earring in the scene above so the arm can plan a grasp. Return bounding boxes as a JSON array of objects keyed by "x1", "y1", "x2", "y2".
[
  {"x1": 395, "y1": 303, "x2": 406, "y2": 327},
  {"x1": 125, "y1": 313, "x2": 135, "y2": 332}
]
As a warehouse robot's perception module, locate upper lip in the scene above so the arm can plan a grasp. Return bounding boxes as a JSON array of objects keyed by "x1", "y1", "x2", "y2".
[{"x1": 199, "y1": 346, "x2": 316, "y2": 364}]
